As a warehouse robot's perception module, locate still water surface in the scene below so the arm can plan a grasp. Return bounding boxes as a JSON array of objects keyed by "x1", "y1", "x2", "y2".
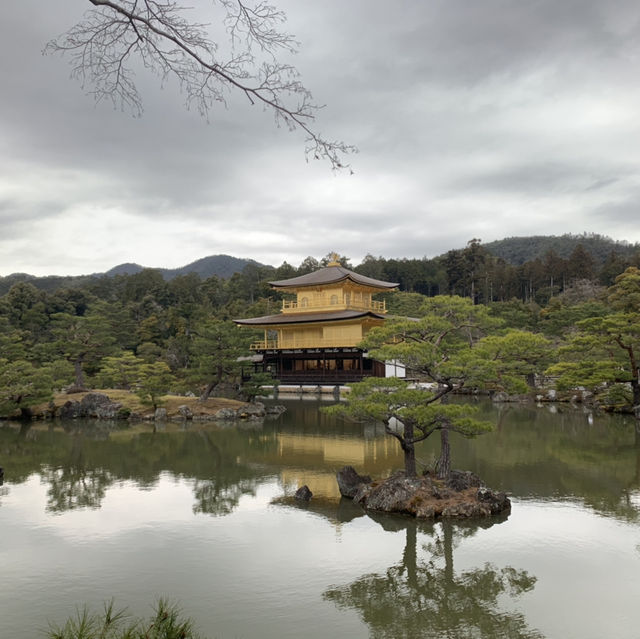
[{"x1": 1, "y1": 399, "x2": 639, "y2": 638}]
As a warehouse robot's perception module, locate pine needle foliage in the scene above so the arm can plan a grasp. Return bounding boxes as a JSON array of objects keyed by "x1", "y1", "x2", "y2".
[
  {"x1": 327, "y1": 296, "x2": 499, "y2": 478},
  {"x1": 47, "y1": 599, "x2": 202, "y2": 639}
]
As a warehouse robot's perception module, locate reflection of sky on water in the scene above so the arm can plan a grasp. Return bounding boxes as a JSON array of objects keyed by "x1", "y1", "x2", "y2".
[
  {"x1": 1, "y1": 473, "x2": 399, "y2": 639},
  {"x1": 454, "y1": 500, "x2": 640, "y2": 639},
  {"x1": 3, "y1": 473, "x2": 194, "y2": 538},
  {"x1": 1, "y1": 400, "x2": 640, "y2": 639},
  {"x1": 2, "y1": 470, "x2": 640, "y2": 639}
]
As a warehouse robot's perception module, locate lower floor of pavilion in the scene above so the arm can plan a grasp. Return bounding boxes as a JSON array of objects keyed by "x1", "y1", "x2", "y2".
[{"x1": 245, "y1": 347, "x2": 386, "y2": 384}]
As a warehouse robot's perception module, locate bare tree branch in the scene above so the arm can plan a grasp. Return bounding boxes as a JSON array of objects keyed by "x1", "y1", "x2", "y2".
[{"x1": 45, "y1": 0, "x2": 356, "y2": 169}]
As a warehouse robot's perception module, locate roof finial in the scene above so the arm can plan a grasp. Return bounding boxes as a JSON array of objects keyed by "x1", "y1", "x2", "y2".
[{"x1": 327, "y1": 252, "x2": 341, "y2": 267}]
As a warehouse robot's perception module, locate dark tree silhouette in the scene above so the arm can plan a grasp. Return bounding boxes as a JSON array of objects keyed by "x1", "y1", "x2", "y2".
[{"x1": 46, "y1": 0, "x2": 355, "y2": 169}]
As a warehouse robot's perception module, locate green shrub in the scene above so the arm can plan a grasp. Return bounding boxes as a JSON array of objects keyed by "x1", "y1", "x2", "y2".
[
  {"x1": 600, "y1": 383, "x2": 633, "y2": 411},
  {"x1": 116, "y1": 407, "x2": 132, "y2": 419}
]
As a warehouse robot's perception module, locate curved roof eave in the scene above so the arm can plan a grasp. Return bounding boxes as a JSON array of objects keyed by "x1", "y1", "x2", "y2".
[
  {"x1": 234, "y1": 309, "x2": 387, "y2": 326},
  {"x1": 269, "y1": 265, "x2": 398, "y2": 290}
]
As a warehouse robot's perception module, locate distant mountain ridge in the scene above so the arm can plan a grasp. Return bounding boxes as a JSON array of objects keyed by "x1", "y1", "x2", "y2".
[
  {"x1": 482, "y1": 233, "x2": 639, "y2": 266},
  {"x1": 2, "y1": 236, "x2": 638, "y2": 296},
  {"x1": 104, "y1": 254, "x2": 261, "y2": 280},
  {"x1": 104, "y1": 262, "x2": 144, "y2": 277},
  {"x1": 0, "y1": 254, "x2": 261, "y2": 296}
]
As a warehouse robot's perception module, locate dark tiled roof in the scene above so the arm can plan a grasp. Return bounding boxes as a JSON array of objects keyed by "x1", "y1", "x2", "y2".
[
  {"x1": 234, "y1": 309, "x2": 386, "y2": 326},
  {"x1": 269, "y1": 265, "x2": 398, "y2": 290}
]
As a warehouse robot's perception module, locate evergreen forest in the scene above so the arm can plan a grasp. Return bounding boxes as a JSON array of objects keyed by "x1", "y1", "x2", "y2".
[{"x1": 1, "y1": 234, "x2": 640, "y2": 419}]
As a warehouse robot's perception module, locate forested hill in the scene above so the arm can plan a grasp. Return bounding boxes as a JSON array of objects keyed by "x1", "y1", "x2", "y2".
[
  {"x1": 104, "y1": 255, "x2": 262, "y2": 280},
  {"x1": 482, "y1": 234, "x2": 638, "y2": 266},
  {"x1": 0, "y1": 255, "x2": 261, "y2": 296},
  {"x1": 3, "y1": 236, "x2": 640, "y2": 299}
]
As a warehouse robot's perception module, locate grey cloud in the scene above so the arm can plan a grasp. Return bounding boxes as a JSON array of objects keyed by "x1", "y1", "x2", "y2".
[
  {"x1": 450, "y1": 162, "x2": 628, "y2": 195},
  {"x1": 2, "y1": 0, "x2": 640, "y2": 275},
  {"x1": 589, "y1": 198, "x2": 640, "y2": 225}
]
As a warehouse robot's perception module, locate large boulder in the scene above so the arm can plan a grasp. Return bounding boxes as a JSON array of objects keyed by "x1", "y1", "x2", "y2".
[
  {"x1": 81, "y1": 393, "x2": 123, "y2": 419},
  {"x1": 336, "y1": 466, "x2": 372, "y2": 499},
  {"x1": 59, "y1": 400, "x2": 81, "y2": 419},
  {"x1": 59, "y1": 393, "x2": 123, "y2": 419},
  {"x1": 214, "y1": 407, "x2": 238, "y2": 420},
  {"x1": 446, "y1": 469, "x2": 483, "y2": 492},
  {"x1": 294, "y1": 485, "x2": 313, "y2": 502},
  {"x1": 237, "y1": 402, "x2": 266, "y2": 419},
  {"x1": 477, "y1": 487, "x2": 511, "y2": 515},
  {"x1": 354, "y1": 473, "x2": 422, "y2": 513},
  {"x1": 178, "y1": 405, "x2": 193, "y2": 420}
]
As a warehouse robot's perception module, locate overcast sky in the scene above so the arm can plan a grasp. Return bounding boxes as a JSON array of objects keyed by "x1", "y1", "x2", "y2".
[{"x1": 2, "y1": 0, "x2": 640, "y2": 276}]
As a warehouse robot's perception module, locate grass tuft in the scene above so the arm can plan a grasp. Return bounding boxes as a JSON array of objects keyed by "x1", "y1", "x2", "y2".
[{"x1": 46, "y1": 599, "x2": 203, "y2": 639}]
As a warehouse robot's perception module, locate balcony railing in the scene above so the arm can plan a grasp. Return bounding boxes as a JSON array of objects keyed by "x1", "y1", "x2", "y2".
[
  {"x1": 276, "y1": 370, "x2": 368, "y2": 383},
  {"x1": 250, "y1": 340, "x2": 279, "y2": 350},
  {"x1": 281, "y1": 299, "x2": 386, "y2": 313},
  {"x1": 250, "y1": 337, "x2": 361, "y2": 350}
]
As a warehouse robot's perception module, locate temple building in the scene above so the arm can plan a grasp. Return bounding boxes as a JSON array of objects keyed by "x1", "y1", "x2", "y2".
[{"x1": 234, "y1": 257, "x2": 399, "y2": 384}]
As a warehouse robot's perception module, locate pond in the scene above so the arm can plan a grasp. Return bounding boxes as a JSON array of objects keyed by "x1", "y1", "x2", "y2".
[{"x1": 1, "y1": 399, "x2": 639, "y2": 639}]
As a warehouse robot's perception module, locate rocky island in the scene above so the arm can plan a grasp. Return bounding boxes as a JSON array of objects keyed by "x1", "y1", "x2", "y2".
[{"x1": 336, "y1": 466, "x2": 511, "y2": 519}]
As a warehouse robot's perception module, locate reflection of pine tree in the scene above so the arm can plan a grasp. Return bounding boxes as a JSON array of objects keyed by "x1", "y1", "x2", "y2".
[
  {"x1": 42, "y1": 433, "x2": 114, "y2": 512},
  {"x1": 44, "y1": 466, "x2": 113, "y2": 512},
  {"x1": 192, "y1": 478, "x2": 258, "y2": 516},
  {"x1": 42, "y1": 434, "x2": 114, "y2": 512},
  {"x1": 324, "y1": 519, "x2": 543, "y2": 639},
  {"x1": 190, "y1": 431, "x2": 260, "y2": 516},
  {"x1": 1, "y1": 422, "x2": 275, "y2": 516}
]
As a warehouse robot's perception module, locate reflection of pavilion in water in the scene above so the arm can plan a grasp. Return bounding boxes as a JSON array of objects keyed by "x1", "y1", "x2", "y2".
[{"x1": 267, "y1": 427, "x2": 409, "y2": 499}]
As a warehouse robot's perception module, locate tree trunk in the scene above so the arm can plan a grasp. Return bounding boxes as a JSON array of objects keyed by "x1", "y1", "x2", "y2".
[
  {"x1": 202, "y1": 365, "x2": 225, "y2": 401},
  {"x1": 200, "y1": 382, "x2": 216, "y2": 401},
  {"x1": 403, "y1": 420, "x2": 417, "y2": 477},
  {"x1": 436, "y1": 427, "x2": 451, "y2": 480},
  {"x1": 19, "y1": 406, "x2": 33, "y2": 421},
  {"x1": 19, "y1": 422, "x2": 32, "y2": 439},
  {"x1": 403, "y1": 523, "x2": 418, "y2": 589},
  {"x1": 634, "y1": 424, "x2": 640, "y2": 486},
  {"x1": 632, "y1": 377, "x2": 640, "y2": 421},
  {"x1": 402, "y1": 441, "x2": 417, "y2": 478},
  {"x1": 442, "y1": 520, "x2": 454, "y2": 583},
  {"x1": 73, "y1": 357, "x2": 86, "y2": 389}
]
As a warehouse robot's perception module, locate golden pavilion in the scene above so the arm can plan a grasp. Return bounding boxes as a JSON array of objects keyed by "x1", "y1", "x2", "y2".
[{"x1": 234, "y1": 257, "x2": 398, "y2": 383}]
